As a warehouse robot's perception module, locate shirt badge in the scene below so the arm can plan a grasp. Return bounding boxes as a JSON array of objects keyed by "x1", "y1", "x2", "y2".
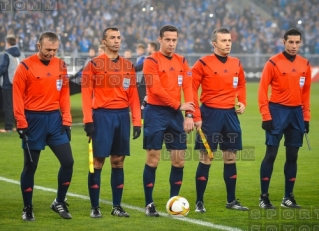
[
  {"x1": 56, "y1": 79, "x2": 63, "y2": 91},
  {"x1": 300, "y1": 77, "x2": 305, "y2": 87},
  {"x1": 233, "y1": 77, "x2": 238, "y2": 88},
  {"x1": 123, "y1": 77, "x2": 131, "y2": 90}
]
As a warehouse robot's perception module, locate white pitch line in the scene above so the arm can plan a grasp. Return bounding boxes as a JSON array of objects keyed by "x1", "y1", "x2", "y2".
[
  {"x1": 71, "y1": 122, "x2": 84, "y2": 126},
  {"x1": 0, "y1": 176, "x2": 242, "y2": 231}
]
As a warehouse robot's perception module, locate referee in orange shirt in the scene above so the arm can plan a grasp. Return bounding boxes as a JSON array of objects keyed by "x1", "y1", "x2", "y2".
[
  {"x1": 258, "y1": 28, "x2": 311, "y2": 209},
  {"x1": 82, "y1": 27, "x2": 141, "y2": 218},
  {"x1": 192, "y1": 27, "x2": 248, "y2": 212},
  {"x1": 142, "y1": 25, "x2": 194, "y2": 217},
  {"x1": 13, "y1": 31, "x2": 73, "y2": 221}
]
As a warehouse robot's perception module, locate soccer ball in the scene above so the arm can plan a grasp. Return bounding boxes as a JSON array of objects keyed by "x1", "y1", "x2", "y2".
[{"x1": 166, "y1": 196, "x2": 190, "y2": 217}]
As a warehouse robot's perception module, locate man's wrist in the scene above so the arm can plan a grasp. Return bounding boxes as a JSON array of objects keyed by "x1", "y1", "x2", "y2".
[{"x1": 185, "y1": 113, "x2": 194, "y2": 118}]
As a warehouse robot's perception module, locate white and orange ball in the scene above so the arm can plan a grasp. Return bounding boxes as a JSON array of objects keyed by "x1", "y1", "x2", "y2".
[{"x1": 166, "y1": 196, "x2": 190, "y2": 217}]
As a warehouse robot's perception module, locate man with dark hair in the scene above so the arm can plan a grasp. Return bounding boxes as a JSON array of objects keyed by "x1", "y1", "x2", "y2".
[
  {"x1": 142, "y1": 24, "x2": 194, "y2": 217},
  {"x1": 258, "y1": 28, "x2": 311, "y2": 209},
  {"x1": 192, "y1": 27, "x2": 249, "y2": 212},
  {"x1": 82, "y1": 27, "x2": 141, "y2": 218},
  {"x1": 147, "y1": 42, "x2": 158, "y2": 55},
  {"x1": 0, "y1": 35, "x2": 25, "y2": 132},
  {"x1": 13, "y1": 31, "x2": 73, "y2": 221}
]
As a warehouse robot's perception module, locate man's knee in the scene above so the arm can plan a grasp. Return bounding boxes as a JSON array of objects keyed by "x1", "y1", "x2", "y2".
[
  {"x1": 199, "y1": 151, "x2": 212, "y2": 165},
  {"x1": 263, "y1": 145, "x2": 279, "y2": 163},
  {"x1": 110, "y1": 155, "x2": 125, "y2": 168},
  {"x1": 223, "y1": 151, "x2": 236, "y2": 164},
  {"x1": 94, "y1": 157, "x2": 106, "y2": 169},
  {"x1": 146, "y1": 149, "x2": 160, "y2": 167},
  {"x1": 286, "y1": 146, "x2": 299, "y2": 163},
  {"x1": 62, "y1": 158, "x2": 74, "y2": 170},
  {"x1": 23, "y1": 162, "x2": 38, "y2": 174}
]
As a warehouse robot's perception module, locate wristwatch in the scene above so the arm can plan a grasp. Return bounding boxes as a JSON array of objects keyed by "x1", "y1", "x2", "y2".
[{"x1": 185, "y1": 113, "x2": 194, "y2": 118}]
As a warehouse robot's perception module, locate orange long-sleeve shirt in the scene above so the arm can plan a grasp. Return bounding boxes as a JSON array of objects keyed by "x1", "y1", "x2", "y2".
[
  {"x1": 81, "y1": 54, "x2": 141, "y2": 126},
  {"x1": 192, "y1": 54, "x2": 246, "y2": 122},
  {"x1": 258, "y1": 52, "x2": 311, "y2": 121},
  {"x1": 143, "y1": 51, "x2": 193, "y2": 109},
  {"x1": 13, "y1": 54, "x2": 71, "y2": 128}
]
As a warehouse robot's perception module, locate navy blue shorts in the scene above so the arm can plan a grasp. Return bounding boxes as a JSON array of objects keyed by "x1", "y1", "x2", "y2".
[
  {"x1": 92, "y1": 108, "x2": 130, "y2": 157},
  {"x1": 266, "y1": 103, "x2": 304, "y2": 147},
  {"x1": 143, "y1": 104, "x2": 187, "y2": 150},
  {"x1": 23, "y1": 110, "x2": 69, "y2": 150},
  {"x1": 195, "y1": 104, "x2": 242, "y2": 151}
]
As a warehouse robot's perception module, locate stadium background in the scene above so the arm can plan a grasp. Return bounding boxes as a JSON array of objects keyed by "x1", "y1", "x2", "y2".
[{"x1": 0, "y1": 0, "x2": 319, "y2": 119}]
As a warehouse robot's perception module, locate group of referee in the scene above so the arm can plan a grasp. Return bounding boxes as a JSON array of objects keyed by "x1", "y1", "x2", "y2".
[{"x1": 11, "y1": 25, "x2": 310, "y2": 221}]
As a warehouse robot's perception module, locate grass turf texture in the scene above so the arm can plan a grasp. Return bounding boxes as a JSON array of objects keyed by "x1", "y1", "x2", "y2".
[{"x1": 0, "y1": 82, "x2": 318, "y2": 230}]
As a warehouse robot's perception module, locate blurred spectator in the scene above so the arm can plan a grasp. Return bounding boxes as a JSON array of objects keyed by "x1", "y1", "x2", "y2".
[
  {"x1": 135, "y1": 43, "x2": 146, "y2": 67},
  {"x1": 98, "y1": 45, "x2": 107, "y2": 55},
  {"x1": 0, "y1": 35, "x2": 25, "y2": 132},
  {"x1": 0, "y1": 26, "x2": 6, "y2": 50},
  {"x1": 193, "y1": 38, "x2": 206, "y2": 53},
  {"x1": 135, "y1": 43, "x2": 146, "y2": 80},
  {"x1": 147, "y1": 41, "x2": 158, "y2": 55},
  {"x1": 84, "y1": 47, "x2": 96, "y2": 66},
  {"x1": 79, "y1": 37, "x2": 92, "y2": 53},
  {"x1": 124, "y1": 49, "x2": 132, "y2": 59}
]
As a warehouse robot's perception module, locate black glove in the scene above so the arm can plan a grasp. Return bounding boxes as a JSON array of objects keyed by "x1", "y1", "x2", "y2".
[
  {"x1": 17, "y1": 128, "x2": 28, "y2": 141},
  {"x1": 262, "y1": 120, "x2": 273, "y2": 132},
  {"x1": 84, "y1": 122, "x2": 94, "y2": 137},
  {"x1": 61, "y1": 125, "x2": 71, "y2": 141},
  {"x1": 304, "y1": 121, "x2": 309, "y2": 133},
  {"x1": 141, "y1": 99, "x2": 147, "y2": 109},
  {"x1": 133, "y1": 126, "x2": 141, "y2": 139}
]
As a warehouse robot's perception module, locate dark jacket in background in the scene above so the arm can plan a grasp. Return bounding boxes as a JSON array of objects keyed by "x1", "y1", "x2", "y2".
[{"x1": 0, "y1": 46, "x2": 22, "y2": 90}]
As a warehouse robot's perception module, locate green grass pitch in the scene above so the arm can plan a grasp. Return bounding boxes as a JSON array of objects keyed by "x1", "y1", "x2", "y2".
[{"x1": 0, "y1": 82, "x2": 318, "y2": 230}]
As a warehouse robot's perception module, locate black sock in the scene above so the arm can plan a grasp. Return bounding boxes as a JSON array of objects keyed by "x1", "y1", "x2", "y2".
[
  {"x1": 57, "y1": 168, "x2": 73, "y2": 203},
  {"x1": 51, "y1": 143, "x2": 74, "y2": 203},
  {"x1": 284, "y1": 146, "x2": 298, "y2": 198},
  {"x1": 111, "y1": 168, "x2": 124, "y2": 206},
  {"x1": 195, "y1": 162, "x2": 211, "y2": 203},
  {"x1": 224, "y1": 163, "x2": 237, "y2": 203},
  {"x1": 88, "y1": 168, "x2": 102, "y2": 208},
  {"x1": 21, "y1": 149, "x2": 40, "y2": 207},
  {"x1": 143, "y1": 164, "x2": 156, "y2": 206},
  {"x1": 260, "y1": 161, "x2": 272, "y2": 194},
  {"x1": 169, "y1": 165, "x2": 184, "y2": 198},
  {"x1": 21, "y1": 171, "x2": 35, "y2": 207},
  {"x1": 260, "y1": 146, "x2": 278, "y2": 194}
]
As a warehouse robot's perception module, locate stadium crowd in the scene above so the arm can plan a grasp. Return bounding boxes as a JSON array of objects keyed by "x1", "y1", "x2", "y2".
[{"x1": 0, "y1": 0, "x2": 319, "y2": 56}]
